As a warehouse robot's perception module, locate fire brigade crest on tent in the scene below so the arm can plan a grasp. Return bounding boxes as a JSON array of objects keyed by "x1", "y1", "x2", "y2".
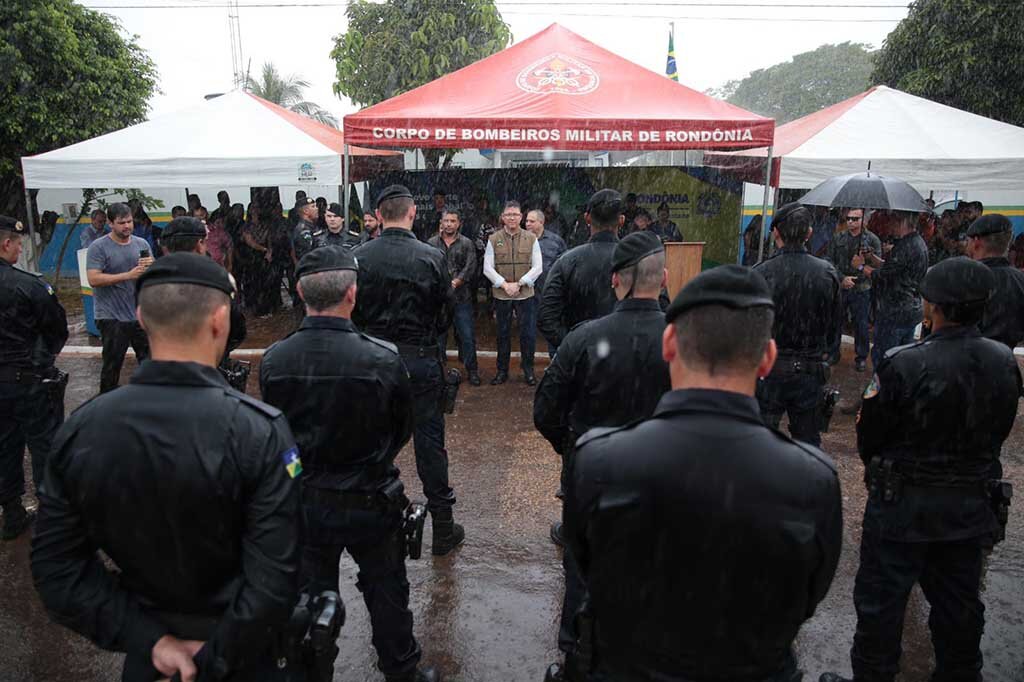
[{"x1": 516, "y1": 53, "x2": 600, "y2": 96}]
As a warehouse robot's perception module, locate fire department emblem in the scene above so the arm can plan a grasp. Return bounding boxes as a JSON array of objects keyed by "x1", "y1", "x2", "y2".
[{"x1": 516, "y1": 53, "x2": 599, "y2": 96}]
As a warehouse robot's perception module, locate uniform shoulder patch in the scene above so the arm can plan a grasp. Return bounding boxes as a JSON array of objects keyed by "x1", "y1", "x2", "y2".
[
  {"x1": 863, "y1": 373, "x2": 880, "y2": 400},
  {"x1": 280, "y1": 446, "x2": 303, "y2": 479},
  {"x1": 228, "y1": 389, "x2": 283, "y2": 419}
]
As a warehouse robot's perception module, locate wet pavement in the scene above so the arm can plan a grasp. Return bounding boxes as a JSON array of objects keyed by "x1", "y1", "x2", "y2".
[{"x1": 2, "y1": 321, "x2": 1023, "y2": 681}]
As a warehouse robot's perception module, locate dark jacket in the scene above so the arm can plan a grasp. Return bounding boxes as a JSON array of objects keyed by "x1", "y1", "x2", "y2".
[
  {"x1": 260, "y1": 316, "x2": 414, "y2": 493},
  {"x1": 535, "y1": 228, "x2": 567, "y2": 294},
  {"x1": 31, "y1": 361, "x2": 300, "y2": 681},
  {"x1": 533, "y1": 298, "x2": 670, "y2": 454},
  {"x1": 826, "y1": 228, "x2": 882, "y2": 291},
  {"x1": 428, "y1": 233, "x2": 477, "y2": 305},
  {"x1": 566, "y1": 388, "x2": 842, "y2": 681},
  {"x1": 353, "y1": 227, "x2": 452, "y2": 347},
  {"x1": 538, "y1": 230, "x2": 619, "y2": 348},
  {"x1": 978, "y1": 256, "x2": 1024, "y2": 349},
  {"x1": 872, "y1": 231, "x2": 929, "y2": 326},
  {"x1": 754, "y1": 245, "x2": 842, "y2": 359},
  {"x1": 322, "y1": 229, "x2": 361, "y2": 251},
  {"x1": 293, "y1": 218, "x2": 325, "y2": 262},
  {"x1": 857, "y1": 326, "x2": 1020, "y2": 541},
  {"x1": 0, "y1": 260, "x2": 68, "y2": 370}
]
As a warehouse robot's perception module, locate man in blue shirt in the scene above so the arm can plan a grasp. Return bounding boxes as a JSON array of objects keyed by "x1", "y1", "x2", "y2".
[{"x1": 527, "y1": 209, "x2": 566, "y2": 356}]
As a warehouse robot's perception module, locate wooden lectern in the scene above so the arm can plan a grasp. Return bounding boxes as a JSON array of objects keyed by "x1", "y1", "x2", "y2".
[{"x1": 664, "y1": 242, "x2": 705, "y2": 299}]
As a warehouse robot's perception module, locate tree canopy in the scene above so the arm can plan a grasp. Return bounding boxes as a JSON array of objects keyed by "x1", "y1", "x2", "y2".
[
  {"x1": 873, "y1": 0, "x2": 1024, "y2": 128},
  {"x1": 0, "y1": 0, "x2": 157, "y2": 219},
  {"x1": 708, "y1": 42, "x2": 875, "y2": 123},
  {"x1": 331, "y1": 0, "x2": 511, "y2": 167},
  {"x1": 245, "y1": 62, "x2": 339, "y2": 127}
]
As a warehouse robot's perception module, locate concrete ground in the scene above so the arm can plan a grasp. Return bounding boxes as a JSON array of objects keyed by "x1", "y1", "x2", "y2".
[{"x1": 1, "y1": 303, "x2": 1023, "y2": 681}]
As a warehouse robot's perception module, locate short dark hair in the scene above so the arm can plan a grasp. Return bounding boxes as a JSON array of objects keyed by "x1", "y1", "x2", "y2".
[
  {"x1": 217, "y1": 190, "x2": 229, "y2": 202},
  {"x1": 90, "y1": 209, "x2": 107, "y2": 220},
  {"x1": 938, "y1": 300, "x2": 987, "y2": 326},
  {"x1": 107, "y1": 202, "x2": 132, "y2": 222},
  {"x1": 589, "y1": 201, "x2": 622, "y2": 231},
  {"x1": 162, "y1": 236, "x2": 203, "y2": 254},
  {"x1": 442, "y1": 208, "x2": 461, "y2": 221},
  {"x1": 976, "y1": 230, "x2": 1012, "y2": 255},
  {"x1": 674, "y1": 305, "x2": 773, "y2": 375},
  {"x1": 503, "y1": 200, "x2": 522, "y2": 213},
  {"x1": 299, "y1": 270, "x2": 357, "y2": 312},
  {"x1": 379, "y1": 196, "x2": 414, "y2": 222},
  {"x1": 171, "y1": 206, "x2": 186, "y2": 217},
  {"x1": 0, "y1": 228, "x2": 23, "y2": 243},
  {"x1": 774, "y1": 209, "x2": 811, "y2": 245},
  {"x1": 139, "y1": 283, "x2": 230, "y2": 340}
]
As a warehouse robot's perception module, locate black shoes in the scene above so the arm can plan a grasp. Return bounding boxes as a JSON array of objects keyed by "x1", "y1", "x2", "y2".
[
  {"x1": 468, "y1": 371, "x2": 481, "y2": 386},
  {"x1": 490, "y1": 371, "x2": 508, "y2": 385},
  {"x1": 524, "y1": 369, "x2": 537, "y2": 386},
  {"x1": 431, "y1": 509, "x2": 465, "y2": 556},
  {"x1": 2, "y1": 502, "x2": 33, "y2": 541},
  {"x1": 550, "y1": 522, "x2": 565, "y2": 548},
  {"x1": 818, "y1": 674, "x2": 852, "y2": 682},
  {"x1": 854, "y1": 358, "x2": 867, "y2": 372},
  {"x1": 386, "y1": 666, "x2": 442, "y2": 682}
]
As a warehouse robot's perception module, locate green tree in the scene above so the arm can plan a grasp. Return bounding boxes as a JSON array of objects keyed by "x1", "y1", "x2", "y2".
[
  {"x1": 244, "y1": 62, "x2": 339, "y2": 128},
  {"x1": 708, "y1": 42, "x2": 875, "y2": 123},
  {"x1": 332, "y1": 0, "x2": 512, "y2": 168},
  {"x1": 0, "y1": 0, "x2": 157, "y2": 221},
  {"x1": 873, "y1": 0, "x2": 1024, "y2": 127}
]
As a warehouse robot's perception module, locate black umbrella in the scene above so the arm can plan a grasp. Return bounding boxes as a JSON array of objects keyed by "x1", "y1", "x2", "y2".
[{"x1": 798, "y1": 171, "x2": 927, "y2": 212}]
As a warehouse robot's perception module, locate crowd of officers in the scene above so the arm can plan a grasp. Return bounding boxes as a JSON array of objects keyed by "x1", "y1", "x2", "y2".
[{"x1": 0, "y1": 182, "x2": 1021, "y2": 682}]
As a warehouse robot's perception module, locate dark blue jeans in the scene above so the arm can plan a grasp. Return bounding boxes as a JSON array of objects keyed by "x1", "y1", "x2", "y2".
[
  {"x1": 833, "y1": 288, "x2": 872, "y2": 362},
  {"x1": 756, "y1": 371, "x2": 824, "y2": 447},
  {"x1": 0, "y1": 381, "x2": 62, "y2": 505},
  {"x1": 401, "y1": 353, "x2": 455, "y2": 512},
  {"x1": 301, "y1": 500, "x2": 421, "y2": 678},
  {"x1": 872, "y1": 318, "x2": 917, "y2": 370},
  {"x1": 439, "y1": 301, "x2": 477, "y2": 372},
  {"x1": 495, "y1": 297, "x2": 536, "y2": 373}
]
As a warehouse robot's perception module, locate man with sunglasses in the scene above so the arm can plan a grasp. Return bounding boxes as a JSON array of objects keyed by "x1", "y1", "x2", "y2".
[{"x1": 827, "y1": 208, "x2": 881, "y2": 372}]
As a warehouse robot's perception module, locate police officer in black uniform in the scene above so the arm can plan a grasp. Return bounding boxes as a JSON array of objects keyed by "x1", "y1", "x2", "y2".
[
  {"x1": 0, "y1": 215, "x2": 68, "y2": 540},
  {"x1": 261, "y1": 247, "x2": 439, "y2": 682},
  {"x1": 755, "y1": 202, "x2": 842, "y2": 447},
  {"x1": 353, "y1": 185, "x2": 463, "y2": 555},
  {"x1": 537, "y1": 189, "x2": 622, "y2": 351},
  {"x1": 820, "y1": 257, "x2": 1020, "y2": 682},
  {"x1": 534, "y1": 230, "x2": 672, "y2": 662},
  {"x1": 323, "y1": 202, "x2": 363, "y2": 250},
  {"x1": 557, "y1": 265, "x2": 842, "y2": 682},
  {"x1": 966, "y1": 214, "x2": 1024, "y2": 350},
  {"x1": 31, "y1": 253, "x2": 303, "y2": 682}
]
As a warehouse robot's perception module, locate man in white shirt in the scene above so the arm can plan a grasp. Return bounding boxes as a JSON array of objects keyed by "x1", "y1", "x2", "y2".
[{"x1": 484, "y1": 200, "x2": 543, "y2": 385}]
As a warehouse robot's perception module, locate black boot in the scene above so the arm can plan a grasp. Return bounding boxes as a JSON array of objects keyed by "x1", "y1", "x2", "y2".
[
  {"x1": 2, "y1": 501, "x2": 33, "y2": 541},
  {"x1": 523, "y1": 368, "x2": 536, "y2": 386},
  {"x1": 431, "y1": 508, "x2": 465, "y2": 556},
  {"x1": 490, "y1": 371, "x2": 508, "y2": 385},
  {"x1": 385, "y1": 666, "x2": 441, "y2": 682}
]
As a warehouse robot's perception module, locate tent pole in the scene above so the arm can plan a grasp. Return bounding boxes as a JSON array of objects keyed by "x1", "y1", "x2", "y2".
[
  {"x1": 343, "y1": 144, "x2": 350, "y2": 230},
  {"x1": 23, "y1": 186, "x2": 38, "y2": 271},
  {"x1": 757, "y1": 145, "x2": 774, "y2": 264}
]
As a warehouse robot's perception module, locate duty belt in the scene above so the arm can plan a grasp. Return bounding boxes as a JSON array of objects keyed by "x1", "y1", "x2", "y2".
[
  {"x1": 0, "y1": 366, "x2": 56, "y2": 384},
  {"x1": 395, "y1": 343, "x2": 440, "y2": 359},
  {"x1": 772, "y1": 355, "x2": 826, "y2": 376},
  {"x1": 302, "y1": 486, "x2": 392, "y2": 511}
]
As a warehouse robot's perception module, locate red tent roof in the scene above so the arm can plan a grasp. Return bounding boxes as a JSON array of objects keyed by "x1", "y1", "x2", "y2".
[{"x1": 343, "y1": 23, "x2": 773, "y2": 152}]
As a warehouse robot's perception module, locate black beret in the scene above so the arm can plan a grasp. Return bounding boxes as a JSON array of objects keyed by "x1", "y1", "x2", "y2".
[
  {"x1": 772, "y1": 202, "x2": 811, "y2": 228},
  {"x1": 920, "y1": 256, "x2": 994, "y2": 306},
  {"x1": 137, "y1": 252, "x2": 234, "y2": 297},
  {"x1": 612, "y1": 231, "x2": 664, "y2": 273},
  {"x1": 0, "y1": 215, "x2": 26, "y2": 234},
  {"x1": 296, "y1": 197, "x2": 316, "y2": 209},
  {"x1": 665, "y1": 264, "x2": 774, "y2": 323},
  {"x1": 326, "y1": 202, "x2": 344, "y2": 217},
  {"x1": 161, "y1": 216, "x2": 207, "y2": 240},
  {"x1": 587, "y1": 188, "x2": 622, "y2": 214},
  {"x1": 295, "y1": 245, "x2": 358, "y2": 279},
  {"x1": 966, "y1": 214, "x2": 1011, "y2": 237},
  {"x1": 376, "y1": 184, "x2": 414, "y2": 208}
]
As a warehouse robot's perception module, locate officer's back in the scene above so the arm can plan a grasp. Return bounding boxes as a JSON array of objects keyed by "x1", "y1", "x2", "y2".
[
  {"x1": 966, "y1": 214, "x2": 1024, "y2": 350},
  {"x1": 564, "y1": 265, "x2": 842, "y2": 682}
]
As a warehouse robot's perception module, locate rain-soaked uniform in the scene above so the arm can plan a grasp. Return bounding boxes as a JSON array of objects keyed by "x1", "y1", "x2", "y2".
[
  {"x1": 261, "y1": 315, "x2": 422, "y2": 679},
  {"x1": 754, "y1": 243, "x2": 842, "y2": 446},
  {"x1": 533, "y1": 296, "x2": 671, "y2": 655},
  {"x1": 537, "y1": 230, "x2": 619, "y2": 350},
  {"x1": 0, "y1": 254, "x2": 68, "y2": 514},
  {"x1": 978, "y1": 255, "x2": 1024, "y2": 350},
  {"x1": 565, "y1": 388, "x2": 842, "y2": 681},
  {"x1": 850, "y1": 326, "x2": 1020, "y2": 682},
  {"x1": 31, "y1": 360, "x2": 301, "y2": 681},
  {"x1": 352, "y1": 227, "x2": 454, "y2": 514}
]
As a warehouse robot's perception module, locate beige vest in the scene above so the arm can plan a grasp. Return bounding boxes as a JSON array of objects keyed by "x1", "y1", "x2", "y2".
[{"x1": 489, "y1": 228, "x2": 536, "y2": 301}]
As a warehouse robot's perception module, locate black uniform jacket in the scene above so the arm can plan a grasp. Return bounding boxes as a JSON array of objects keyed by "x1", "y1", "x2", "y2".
[
  {"x1": 294, "y1": 218, "x2": 325, "y2": 262},
  {"x1": 533, "y1": 298, "x2": 670, "y2": 454},
  {"x1": 0, "y1": 260, "x2": 68, "y2": 369},
  {"x1": 353, "y1": 227, "x2": 452, "y2": 346},
  {"x1": 754, "y1": 245, "x2": 842, "y2": 358},
  {"x1": 871, "y1": 231, "x2": 929, "y2": 325},
  {"x1": 322, "y1": 229, "x2": 361, "y2": 250},
  {"x1": 260, "y1": 316, "x2": 414, "y2": 493},
  {"x1": 537, "y1": 231, "x2": 619, "y2": 348},
  {"x1": 31, "y1": 361, "x2": 300, "y2": 680},
  {"x1": 857, "y1": 326, "x2": 1020, "y2": 542},
  {"x1": 978, "y1": 256, "x2": 1024, "y2": 349},
  {"x1": 566, "y1": 388, "x2": 842, "y2": 682}
]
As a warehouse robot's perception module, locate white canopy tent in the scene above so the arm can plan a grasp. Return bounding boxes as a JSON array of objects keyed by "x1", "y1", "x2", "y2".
[{"x1": 716, "y1": 86, "x2": 1024, "y2": 190}]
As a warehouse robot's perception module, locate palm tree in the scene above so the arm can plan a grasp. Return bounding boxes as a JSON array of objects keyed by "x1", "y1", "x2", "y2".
[{"x1": 244, "y1": 62, "x2": 339, "y2": 128}]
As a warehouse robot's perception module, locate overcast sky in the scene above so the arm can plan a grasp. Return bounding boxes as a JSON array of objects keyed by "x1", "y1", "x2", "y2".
[{"x1": 85, "y1": 0, "x2": 910, "y2": 121}]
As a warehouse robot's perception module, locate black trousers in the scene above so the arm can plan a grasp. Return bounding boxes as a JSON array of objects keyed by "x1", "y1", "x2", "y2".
[
  {"x1": 0, "y1": 380, "x2": 62, "y2": 505},
  {"x1": 851, "y1": 521, "x2": 986, "y2": 682},
  {"x1": 402, "y1": 352, "x2": 455, "y2": 512},
  {"x1": 97, "y1": 319, "x2": 150, "y2": 393},
  {"x1": 301, "y1": 501, "x2": 421, "y2": 678},
  {"x1": 756, "y1": 370, "x2": 823, "y2": 447}
]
